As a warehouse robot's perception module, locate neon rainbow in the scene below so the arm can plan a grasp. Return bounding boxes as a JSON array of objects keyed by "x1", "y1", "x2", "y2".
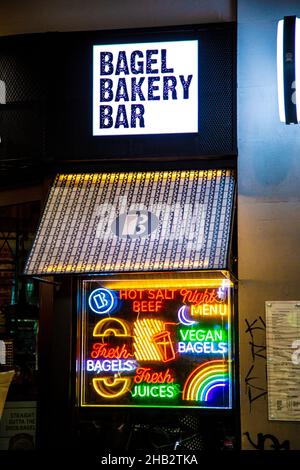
[{"x1": 182, "y1": 360, "x2": 228, "y2": 402}]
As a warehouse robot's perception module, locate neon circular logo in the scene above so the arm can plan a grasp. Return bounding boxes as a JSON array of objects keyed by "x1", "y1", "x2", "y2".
[
  {"x1": 111, "y1": 210, "x2": 159, "y2": 239},
  {"x1": 88, "y1": 288, "x2": 116, "y2": 315}
]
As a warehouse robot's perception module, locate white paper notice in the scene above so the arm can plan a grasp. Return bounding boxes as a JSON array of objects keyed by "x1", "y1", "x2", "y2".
[{"x1": 266, "y1": 301, "x2": 300, "y2": 421}]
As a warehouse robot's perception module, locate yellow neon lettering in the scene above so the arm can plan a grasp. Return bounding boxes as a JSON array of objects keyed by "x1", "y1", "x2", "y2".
[{"x1": 191, "y1": 304, "x2": 228, "y2": 317}]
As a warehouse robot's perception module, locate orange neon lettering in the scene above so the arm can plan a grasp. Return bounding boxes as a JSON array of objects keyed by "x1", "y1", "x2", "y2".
[
  {"x1": 147, "y1": 289, "x2": 156, "y2": 300},
  {"x1": 134, "y1": 367, "x2": 175, "y2": 384},
  {"x1": 180, "y1": 288, "x2": 224, "y2": 305},
  {"x1": 119, "y1": 289, "x2": 144, "y2": 300},
  {"x1": 147, "y1": 289, "x2": 176, "y2": 300},
  {"x1": 90, "y1": 343, "x2": 134, "y2": 359},
  {"x1": 132, "y1": 300, "x2": 163, "y2": 313}
]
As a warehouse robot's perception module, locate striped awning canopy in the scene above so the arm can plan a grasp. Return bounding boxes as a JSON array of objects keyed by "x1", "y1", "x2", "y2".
[{"x1": 24, "y1": 169, "x2": 235, "y2": 275}]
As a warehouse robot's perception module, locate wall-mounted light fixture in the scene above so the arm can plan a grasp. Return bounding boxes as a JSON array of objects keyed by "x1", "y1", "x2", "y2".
[{"x1": 277, "y1": 16, "x2": 300, "y2": 124}]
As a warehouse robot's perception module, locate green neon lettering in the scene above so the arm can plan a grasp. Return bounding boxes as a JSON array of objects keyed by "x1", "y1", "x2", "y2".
[
  {"x1": 179, "y1": 330, "x2": 189, "y2": 341},
  {"x1": 179, "y1": 328, "x2": 225, "y2": 342},
  {"x1": 132, "y1": 383, "x2": 180, "y2": 399}
]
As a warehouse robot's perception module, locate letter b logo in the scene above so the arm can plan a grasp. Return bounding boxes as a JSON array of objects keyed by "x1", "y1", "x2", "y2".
[
  {"x1": 112, "y1": 210, "x2": 158, "y2": 239},
  {"x1": 88, "y1": 288, "x2": 116, "y2": 314}
]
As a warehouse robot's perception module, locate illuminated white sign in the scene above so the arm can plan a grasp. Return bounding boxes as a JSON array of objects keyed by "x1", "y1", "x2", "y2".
[
  {"x1": 277, "y1": 16, "x2": 300, "y2": 124},
  {"x1": 93, "y1": 40, "x2": 198, "y2": 136}
]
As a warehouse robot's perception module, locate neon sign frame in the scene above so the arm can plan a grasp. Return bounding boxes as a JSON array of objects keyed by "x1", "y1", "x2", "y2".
[{"x1": 79, "y1": 272, "x2": 234, "y2": 409}]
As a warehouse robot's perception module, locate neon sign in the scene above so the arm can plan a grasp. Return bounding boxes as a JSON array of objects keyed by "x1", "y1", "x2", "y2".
[
  {"x1": 133, "y1": 319, "x2": 176, "y2": 363},
  {"x1": 80, "y1": 277, "x2": 233, "y2": 409},
  {"x1": 177, "y1": 328, "x2": 228, "y2": 354},
  {"x1": 180, "y1": 288, "x2": 225, "y2": 304},
  {"x1": 178, "y1": 342, "x2": 228, "y2": 354},
  {"x1": 119, "y1": 289, "x2": 177, "y2": 300},
  {"x1": 120, "y1": 288, "x2": 177, "y2": 313},
  {"x1": 182, "y1": 360, "x2": 228, "y2": 402},
  {"x1": 134, "y1": 367, "x2": 175, "y2": 384},
  {"x1": 217, "y1": 280, "x2": 230, "y2": 300},
  {"x1": 179, "y1": 328, "x2": 226, "y2": 342},
  {"x1": 88, "y1": 288, "x2": 117, "y2": 314},
  {"x1": 86, "y1": 359, "x2": 137, "y2": 372},
  {"x1": 191, "y1": 304, "x2": 227, "y2": 317},
  {"x1": 132, "y1": 383, "x2": 180, "y2": 399},
  {"x1": 90, "y1": 343, "x2": 133, "y2": 359},
  {"x1": 93, "y1": 377, "x2": 132, "y2": 398},
  {"x1": 178, "y1": 306, "x2": 196, "y2": 326}
]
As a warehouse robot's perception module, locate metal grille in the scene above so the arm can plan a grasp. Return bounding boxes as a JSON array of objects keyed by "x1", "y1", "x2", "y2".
[{"x1": 0, "y1": 53, "x2": 43, "y2": 103}]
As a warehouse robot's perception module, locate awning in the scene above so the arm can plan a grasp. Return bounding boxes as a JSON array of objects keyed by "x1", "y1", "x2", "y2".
[{"x1": 24, "y1": 169, "x2": 235, "y2": 275}]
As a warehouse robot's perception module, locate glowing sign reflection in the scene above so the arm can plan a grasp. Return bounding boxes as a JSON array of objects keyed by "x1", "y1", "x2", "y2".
[{"x1": 81, "y1": 278, "x2": 233, "y2": 409}]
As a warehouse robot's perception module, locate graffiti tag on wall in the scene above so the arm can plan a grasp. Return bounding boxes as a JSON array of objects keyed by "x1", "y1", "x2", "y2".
[{"x1": 244, "y1": 316, "x2": 267, "y2": 411}]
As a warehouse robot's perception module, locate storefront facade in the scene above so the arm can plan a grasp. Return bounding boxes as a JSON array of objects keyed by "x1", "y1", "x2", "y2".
[{"x1": 0, "y1": 0, "x2": 300, "y2": 452}]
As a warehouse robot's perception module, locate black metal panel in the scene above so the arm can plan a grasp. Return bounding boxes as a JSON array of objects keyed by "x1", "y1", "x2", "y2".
[
  {"x1": 47, "y1": 24, "x2": 236, "y2": 160},
  {"x1": 0, "y1": 35, "x2": 46, "y2": 181},
  {"x1": 0, "y1": 48, "x2": 44, "y2": 103},
  {"x1": 0, "y1": 23, "x2": 236, "y2": 179},
  {"x1": 0, "y1": 104, "x2": 45, "y2": 158}
]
